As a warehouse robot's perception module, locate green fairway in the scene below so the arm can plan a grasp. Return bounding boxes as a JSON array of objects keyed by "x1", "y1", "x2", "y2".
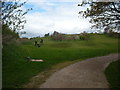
[
  {"x1": 105, "y1": 60, "x2": 120, "y2": 88},
  {"x1": 2, "y1": 34, "x2": 119, "y2": 88}
]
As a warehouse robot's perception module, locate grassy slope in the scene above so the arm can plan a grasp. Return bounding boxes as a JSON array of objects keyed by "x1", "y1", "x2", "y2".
[
  {"x1": 105, "y1": 60, "x2": 120, "y2": 88},
  {"x1": 2, "y1": 34, "x2": 119, "y2": 88}
]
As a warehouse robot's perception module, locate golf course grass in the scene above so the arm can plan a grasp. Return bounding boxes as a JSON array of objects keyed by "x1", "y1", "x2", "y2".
[
  {"x1": 2, "y1": 34, "x2": 119, "y2": 88},
  {"x1": 105, "y1": 60, "x2": 120, "y2": 88}
]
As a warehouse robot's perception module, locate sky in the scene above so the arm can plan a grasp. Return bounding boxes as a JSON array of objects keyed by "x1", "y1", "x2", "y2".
[{"x1": 20, "y1": 0, "x2": 95, "y2": 38}]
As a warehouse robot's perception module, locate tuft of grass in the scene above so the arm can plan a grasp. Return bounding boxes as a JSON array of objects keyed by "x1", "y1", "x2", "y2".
[{"x1": 105, "y1": 60, "x2": 120, "y2": 88}]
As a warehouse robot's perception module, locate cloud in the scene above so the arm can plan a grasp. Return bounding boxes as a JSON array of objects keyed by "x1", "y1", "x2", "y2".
[{"x1": 21, "y1": 1, "x2": 92, "y2": 38}]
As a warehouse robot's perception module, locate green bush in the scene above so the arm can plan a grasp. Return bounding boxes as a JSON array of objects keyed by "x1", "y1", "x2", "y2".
[
  {"x1": 105, "y1": 30, "x2": 120, "y2": 38},
  {"x1": 79, "y1": 32, "x2": 90, "y2": 40},
  {"x1": 108, "y1": 32, "x2": 120, "y2": 38},
  {"x1": 2, "y1": 25, "x2": 19, "y2": 44},
  {"x1": 51, "y1": 34, "x2": 65, "y2": 41}
]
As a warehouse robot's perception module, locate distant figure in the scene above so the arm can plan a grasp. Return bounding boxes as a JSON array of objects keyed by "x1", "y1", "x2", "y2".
[
  {"x1": 40, "y1": 39, "x2": 43, "y2": 44},
  {"x1": 37, "y1": 44, "x2": 40, "y2": 47},
  {"x1": 34, "y1": 41, "x2": 37, "y2": 46},
  {"x1": 26, "y1": 56, "x2": 31, "y2": 61}
]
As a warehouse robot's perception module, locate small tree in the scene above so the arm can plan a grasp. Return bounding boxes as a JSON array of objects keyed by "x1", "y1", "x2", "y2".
[
  {"x1": 44, "y1": 33, "x2": 49, "y2": 37},
  {"x1": 2, "y1": 0, "x2": 32, "y2": 32}
]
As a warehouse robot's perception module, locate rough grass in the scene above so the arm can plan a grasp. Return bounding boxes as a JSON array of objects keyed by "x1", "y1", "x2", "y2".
[
  {"x1": 2, "y1": 34, "x2": 119, "y2": 88},
  {"x1": 105, "y1": 60, "x2": 120, "y2": 88},
  {"x1": 2, "y1": 25, "x2": 19, "y2": 38}
]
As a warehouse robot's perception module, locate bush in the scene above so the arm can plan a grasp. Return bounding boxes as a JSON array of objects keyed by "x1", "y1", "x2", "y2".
[
  {"x1": 51, "y1": 34, "x2": 65, "y2": 41},
  {"x1": 2, "y1": 25, "x2": 19, "y2": 44},
  {"x1": 44, "y1": 33, "x2": 49, "y2": 37},
  {"x1": 107, "y1": 31, "x2": 120, "y2": 38},
  {"x1": 79, "y1": 32, "x2": 90, "y2": 40},
  {"x1": 51, "y1": 31, "x2": 65, "y2": 41},
  {"x1": 65, "y1": 36, "x2": 74, "y2": 40}
]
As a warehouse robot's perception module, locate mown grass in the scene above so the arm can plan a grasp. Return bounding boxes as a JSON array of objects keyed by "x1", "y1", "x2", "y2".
[
  {"x1": 105, "y1": 60, "x2": 120, "y2": 88},
  {"x1": 2, "y1": 34, "x2": 119, "y2": 88}
]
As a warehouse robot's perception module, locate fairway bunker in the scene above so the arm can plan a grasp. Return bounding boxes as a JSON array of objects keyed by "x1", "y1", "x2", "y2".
[
  {"x1": 30, "y1": 59, "x2": 44, "y2": 62},
  {"x1": 26, "y1": 56, "x2": 44, "y2": 62}
]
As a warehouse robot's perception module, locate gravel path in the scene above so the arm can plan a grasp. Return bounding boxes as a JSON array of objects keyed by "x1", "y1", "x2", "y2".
[{"x1": 40, "y1": 53, "x2": 120, "y2": 88}]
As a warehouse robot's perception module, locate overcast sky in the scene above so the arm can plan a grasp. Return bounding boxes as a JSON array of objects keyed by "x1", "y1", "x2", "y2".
[{"x1": 20, "y1": 0, "x2": 95, "y2": 38}]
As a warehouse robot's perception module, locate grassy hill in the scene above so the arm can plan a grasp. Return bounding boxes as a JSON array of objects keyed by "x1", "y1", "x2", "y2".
[{"x1": 2, "y1": 33, "x2": 119, "y2": 88}]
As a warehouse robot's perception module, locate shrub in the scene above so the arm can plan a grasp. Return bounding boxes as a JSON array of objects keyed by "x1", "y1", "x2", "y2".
[
  {"x1": 65, "y1": 36, "x2": 76, "y2": 40},
  {"x1": 107, "y1": 30, "x2": 120, "y2": 38},
  {"x1": 44, "y1": 33, "x2": 49, "y2": 37},
  {"x1": 2, "y1": 25, "x2": 19, "y2": 44},
  {"x1": 51, "y1": 34, "x2": 65, "y2": 41},
  {"x1": 79, "y1": 32, "x2": 90, "y2": 40},
  {"x1": 51, "y1": 31, "x2": 65, "y2": 41}
]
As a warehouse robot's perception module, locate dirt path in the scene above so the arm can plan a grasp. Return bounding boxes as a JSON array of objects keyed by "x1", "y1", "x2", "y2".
[{"x1": 40, "y1": 53, "x2": 120, "y2": 88}]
